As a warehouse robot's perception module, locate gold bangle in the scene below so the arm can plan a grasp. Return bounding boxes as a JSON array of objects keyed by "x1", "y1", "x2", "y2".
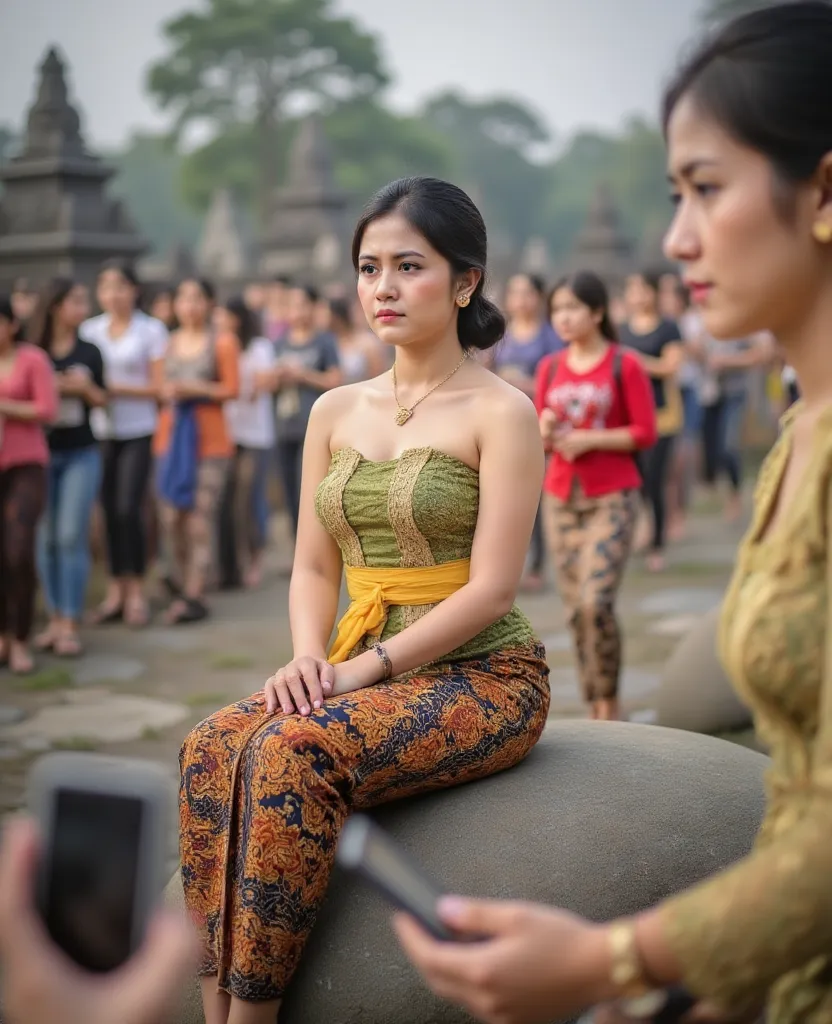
[
  {"x1": 372, "y1": 642, "x2": 393, "y2": 681},
  {"x1": 608, "y1": 920, "x2": 657, "y2": 999}
]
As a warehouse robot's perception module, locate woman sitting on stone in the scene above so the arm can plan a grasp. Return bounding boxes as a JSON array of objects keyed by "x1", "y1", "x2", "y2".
[
  {"x1": 395, "y1": 5, "x2": 832, "y2": 1023},
  {"x1": 179, "y1": 176, "x2": 551, "y2": 1024}
]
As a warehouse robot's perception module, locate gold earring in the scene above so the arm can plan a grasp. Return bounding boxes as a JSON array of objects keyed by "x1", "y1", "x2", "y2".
[
  {"x1": 813, "y1": 222, "x2": 832, "y2": 244},
  {"x1": 457, "y1": 294, "x2": 470, "y2": 307}
]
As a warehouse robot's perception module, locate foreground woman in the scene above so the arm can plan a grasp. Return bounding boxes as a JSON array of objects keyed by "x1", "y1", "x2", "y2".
[
  {"x1": 395, "y1": 5, "x2": 832, "y2": 1023},
  {"x1": 180, "y1": 176, "x2": 550, "y2": 1024}
]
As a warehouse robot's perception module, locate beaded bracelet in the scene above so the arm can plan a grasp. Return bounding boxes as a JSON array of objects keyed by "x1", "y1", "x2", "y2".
[{"x1": 372, "y1": 642, "x2": 393, "y2": 681}]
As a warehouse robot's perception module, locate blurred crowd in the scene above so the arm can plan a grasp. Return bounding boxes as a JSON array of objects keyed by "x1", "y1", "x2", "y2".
[{"x1": 0, "y1": 261, "x2": 786, "y2": 676}]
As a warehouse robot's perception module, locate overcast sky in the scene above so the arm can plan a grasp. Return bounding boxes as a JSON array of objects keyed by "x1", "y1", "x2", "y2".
[{"x1": 0, "y1": 0, "x2": 703, "y2": 150}]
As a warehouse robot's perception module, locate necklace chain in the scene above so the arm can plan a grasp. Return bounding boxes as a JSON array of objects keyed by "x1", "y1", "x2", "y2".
[{"x1": 391, "y1": 353, "x2": 467, "y2": 426}]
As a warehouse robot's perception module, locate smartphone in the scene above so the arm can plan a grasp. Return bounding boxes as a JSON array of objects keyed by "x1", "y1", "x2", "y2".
[
  {"x1": 336, "y1": 815, "x2": 456, "y2": 941},
  {"x1": 27, "y1": 752, "x2": 172, "y2": 973}
]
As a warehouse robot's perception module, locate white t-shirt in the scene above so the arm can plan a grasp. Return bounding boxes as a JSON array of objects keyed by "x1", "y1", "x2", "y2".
[
  {"x1": 224, "y1": 337, "x2": 276, "y2": 450},
  {"x1": 80, "y1": 312, "x2": 169, "y2": 440}
]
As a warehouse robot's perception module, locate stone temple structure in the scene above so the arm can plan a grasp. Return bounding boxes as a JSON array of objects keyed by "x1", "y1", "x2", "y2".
[
  {"x1": 258, "y1": 115, "x2": 349, "y2": 287},
  {"x1": 0, "y1": 48, "x2": 145, "y2": 292},
  {"x1": 195, "y1": 187, "x2": 254, "y2": 291},
  {"x1": 567, "y1": 182, "x2": 634, "y2": 294}
]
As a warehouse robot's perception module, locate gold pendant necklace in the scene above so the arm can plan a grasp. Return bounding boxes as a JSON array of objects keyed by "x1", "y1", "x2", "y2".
[{"x1": 392, "y1": 353, "x2": 467, "y2": 425}]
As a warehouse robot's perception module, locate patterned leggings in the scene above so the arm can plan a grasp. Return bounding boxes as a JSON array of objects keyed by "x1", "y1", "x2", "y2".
[
  {"x1": 158, "y1": 457, "x2": 228, "y2": 594},
  {"x1": 0, "y1": 464, "x2": 47, "y2": 641},
  {"x1": 179, "y1": 643, "x2": 549, "y2": 1001},
  {"x1": 543, "y1": 488, "x2": 637, "y2": 702}
]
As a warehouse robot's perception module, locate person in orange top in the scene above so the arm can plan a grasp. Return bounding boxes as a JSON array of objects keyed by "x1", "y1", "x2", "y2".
[{"x1": 154, "y1": 277, "x2": 239, "y2": 624}]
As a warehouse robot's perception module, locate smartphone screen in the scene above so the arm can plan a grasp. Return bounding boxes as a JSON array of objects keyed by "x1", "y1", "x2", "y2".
[{"x1": 41, "y1": 788, "x2": 144, "y2": 972}]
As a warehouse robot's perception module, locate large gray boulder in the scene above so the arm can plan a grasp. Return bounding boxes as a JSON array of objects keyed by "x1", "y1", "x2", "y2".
[
  {"x1": 167, "y1": 720, "x2": 768, "y2": 1024},
  {"x1": 656, "y1": 605, "x2": 754, "y2": 735}
]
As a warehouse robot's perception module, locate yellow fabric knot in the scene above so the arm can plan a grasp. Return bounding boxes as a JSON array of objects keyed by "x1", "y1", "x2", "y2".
[{"x1": 328, "y1": 558, "x2": 471, "y2": 664}]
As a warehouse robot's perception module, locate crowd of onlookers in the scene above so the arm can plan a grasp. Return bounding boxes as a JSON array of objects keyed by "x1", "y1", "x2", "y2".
[{"x1": 0, "y1": 262, "x2": 787, "y2": 677}]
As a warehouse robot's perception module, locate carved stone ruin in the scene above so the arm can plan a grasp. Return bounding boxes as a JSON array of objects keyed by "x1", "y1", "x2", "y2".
[
  {"x1": 258, "y1": 115, "x2": 349, "y2": 287},
  {"x1": 0, "y1": 47, "x2": 145, "y2": 292}
]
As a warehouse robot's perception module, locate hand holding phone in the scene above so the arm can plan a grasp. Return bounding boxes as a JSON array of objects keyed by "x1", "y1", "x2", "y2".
[{"x1": 0, "y1": 815, "x2": 196, "y2": 1024}]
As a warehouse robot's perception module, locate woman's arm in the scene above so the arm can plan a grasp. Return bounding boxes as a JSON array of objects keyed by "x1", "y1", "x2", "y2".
[
  {"x1": 638, "y1": 340, "x2": 684, "y2": 379},
  {"x1": 175, "y1": 334, "x2": 240, "y2": 402},
  {"x1": 580, "y1": 356, "x2": 658, "y2": 453},
  {"x1": 291, "y1": 364, "x2": 342, "y2": 391},
  {"x1": 288, "y1": 394, "x2": 345, "y2": 658},
  {"x1": 338, "y1": 389, "x2": 544, "y2": 692},
  {"x1": 0, "y1": 351, "x2": 58, "y2": 423}
]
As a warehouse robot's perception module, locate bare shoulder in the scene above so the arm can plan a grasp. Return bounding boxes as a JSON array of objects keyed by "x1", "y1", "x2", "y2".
[
  {"x1": 469, "y1": 360, "x2": 539, "y2": 436},
  {"x1": 309, "y1": 376, "x2": 382, "y2": 426}
]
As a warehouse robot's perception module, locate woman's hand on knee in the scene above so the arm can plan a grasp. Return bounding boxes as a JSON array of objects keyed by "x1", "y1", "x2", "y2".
[{"x1": 264, "y1": 657, "x2": 334, "y2": 716}]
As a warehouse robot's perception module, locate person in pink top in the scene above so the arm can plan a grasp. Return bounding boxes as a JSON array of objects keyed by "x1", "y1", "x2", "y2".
[{"x1": 0, "y1": 295, "x2": 58, "y2": 674}]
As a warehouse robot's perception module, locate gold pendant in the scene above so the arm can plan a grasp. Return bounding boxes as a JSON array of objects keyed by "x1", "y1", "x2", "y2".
[{"x1": 395, "y1": 407, "x2": 412, "y2": 426}]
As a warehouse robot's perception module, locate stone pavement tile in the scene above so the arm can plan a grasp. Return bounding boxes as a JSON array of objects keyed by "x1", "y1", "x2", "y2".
[
  {"x1": 141, "y1": 628, "x2": 203, "y2": 654},
  {"x1": 541, "y1": 632, "x2": 572, "y2": 652},
  {"x1": 638, "y1": 587, "x2": 724, "y2": 616},
  {"x1": 72, "y1": 652, "x2": 147, "y2": 686},
  {"x1": 647, "y1": 614, "x2": 701, "y2": 637},
  {"x1": 0, "y1": 705, "x2": 25, "y2": 726},
  {"x1": 1, "y1": 690, "x2": 188, "y2": 745}
]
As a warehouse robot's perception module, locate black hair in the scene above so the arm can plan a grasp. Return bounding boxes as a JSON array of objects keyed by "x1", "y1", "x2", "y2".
[
  {"x1": 630, "y1": 268, "x2": 663, "y2": 295},
  {"x1": 220, "y1": 295, "x2": 259, "y2": 350},
  {"x1": 549, "y1": 271, "x2": 618, "y2": 343},
  {"x1": 351, "y1": 176, "x2": 506, "y2": 352},
  {"x1": 27, "y1": 277, "x2": 78, "y2": 350},
  {"x1": 510, "y1": 272, "x2": 546, "y2": 297},
  {"x1": 271, "y1": 275, "x2": 292, "y2": 287},
  {"x1": 291, "y1": 283, "x2": 319, "y2": 304},
  {"x1": 175, "y1": 277, "x2": 216, "y2": 303},
  {"x1": 98, "y1": 258, "x2": 140, "y2": 290},
  {"x1": 0, "y1": 295, "x2": 21, "y2": 342},
  {"x1": 663, "y1": 2, "x2": 832, "y2": 204},
  {"x1": 328, "y1": 297, "x2": 352, "y2": 328}
]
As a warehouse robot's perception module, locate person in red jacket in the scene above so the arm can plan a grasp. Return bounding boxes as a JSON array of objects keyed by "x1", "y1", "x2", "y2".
[{"x1": 536, "y1": 271, "x2": 656, "y2": 721}]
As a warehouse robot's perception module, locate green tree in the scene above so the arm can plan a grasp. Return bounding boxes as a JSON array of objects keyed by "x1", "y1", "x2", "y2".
[
  {"x1": 146, "y1": 0, "x2": 388, "y2": 217},
  {"x1": 421, "y1": 91, "x2": 551, "y2": 245},
  {"x1": 542, "y1": 118, "x2": 670, "y2": 261}
]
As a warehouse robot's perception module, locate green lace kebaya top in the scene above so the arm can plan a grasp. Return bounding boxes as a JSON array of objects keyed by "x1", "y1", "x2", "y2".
[
  {"x1": 660, "y1": 407, "x2": 832, "y2": 1023},
  {"x1": 314, "y1": 446, "x2": 536, "y2": 664}
]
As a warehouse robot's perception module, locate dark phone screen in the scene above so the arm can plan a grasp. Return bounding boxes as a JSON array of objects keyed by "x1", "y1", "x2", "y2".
[{"x1": 42, "y1": 789, "x2": 143, "y2": 972}]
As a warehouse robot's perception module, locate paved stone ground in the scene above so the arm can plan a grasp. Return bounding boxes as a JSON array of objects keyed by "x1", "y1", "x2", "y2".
[{"x1": 0, "y1": 491, "x2": 753, "y2": 825}]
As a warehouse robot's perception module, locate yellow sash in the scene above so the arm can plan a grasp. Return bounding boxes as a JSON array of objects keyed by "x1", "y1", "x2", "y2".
[{"x1": 328, "y1": 558, "x2": 471, "y2": 664}]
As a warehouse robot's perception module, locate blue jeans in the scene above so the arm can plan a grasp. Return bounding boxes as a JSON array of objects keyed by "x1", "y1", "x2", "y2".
[{"x1": 37, "y1": 445, "x2": 102, "y2": 620}]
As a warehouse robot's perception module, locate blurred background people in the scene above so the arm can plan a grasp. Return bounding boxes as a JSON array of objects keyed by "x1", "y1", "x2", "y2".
[
  {"x1": 154, "y1": 277, "x2": 239, "y2": 624},
  {"x1": 620, "y1": 270, "x2": 684, "y2": 572},
  {"x1": 493, "y1": 272, "x2": 563, "y2": 592},
  {"x1": 261, "y1": 284, "x2": 341, "y2": 539},
  {"x1": 81, "y1": 261, "x2": 168, "y2": 628},
  {"x1": 216, "y1": 295, "x2": 275, "y2": 590},
  {"x1": 328, "y1": 296, "x2": 387, "y2": 383},
  {"x1": 32, "y1": 279, "x2": 106, "y2": 659},
  {"x1": 0, "y1": 295, "x2": 57, "y2": 675},
  {"x1": 538, "y1": 272, "x2": 655, "y2": 720}
]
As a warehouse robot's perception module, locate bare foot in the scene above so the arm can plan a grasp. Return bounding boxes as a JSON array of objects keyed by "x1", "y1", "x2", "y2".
[
  {"x1": 124, "y1": 594, "x2": 150, "y2": 628},
  {"x1": 724, "y1": 493, "x2": 742, "y2": 523},
  {"x1": 667, "y1": 515, "x2": 687, "y2": 543},
  {"x1": 54, "y1": 631, "x2": 83, "y2": 658},
  {"x1": 9, "y1": 642, "x2": 34, "y2": 675},
  {"x1": 595, "y1": 699, "x2": 621, "y2": 721},
  {"x1": 646, "y1": 551, "x2": 666, "y2": 574},
  {"x1": 243, "y1": 561, "x2": 263, "y2": 589},
  {"x1": 33, "y1": 623, "x2": 60, "y2": 652}
]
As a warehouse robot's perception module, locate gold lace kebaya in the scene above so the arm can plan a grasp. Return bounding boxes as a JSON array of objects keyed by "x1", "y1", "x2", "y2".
[{"x1": 658, "y1": 404, "x2": 832, "y2": 1023}]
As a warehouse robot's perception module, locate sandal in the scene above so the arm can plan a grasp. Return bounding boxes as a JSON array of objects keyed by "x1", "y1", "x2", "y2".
[
  {"x1": 33, "y1": 626, "x2": 58, "y2": 652},
  {"x1": 54, "y1": 633, "x2": 84, "y2": 658},
  {"x1": 9, "y1": 646, "x2": 35, "y2": 676},
  {"x1": 89, "y1": 601, "x2": 123, "y2": 625},
  {"x1": 167, "y1": 597, "x2": 209, "y2": 626}
]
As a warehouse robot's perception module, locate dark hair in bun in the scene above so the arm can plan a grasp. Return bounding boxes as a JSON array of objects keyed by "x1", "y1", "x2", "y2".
[
  {"x1": 351, "y1": 176, "x2": 506, "y2": 352},
  {"x1": 663, "y1": 2, "x2": 832, "y2": 211}
]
